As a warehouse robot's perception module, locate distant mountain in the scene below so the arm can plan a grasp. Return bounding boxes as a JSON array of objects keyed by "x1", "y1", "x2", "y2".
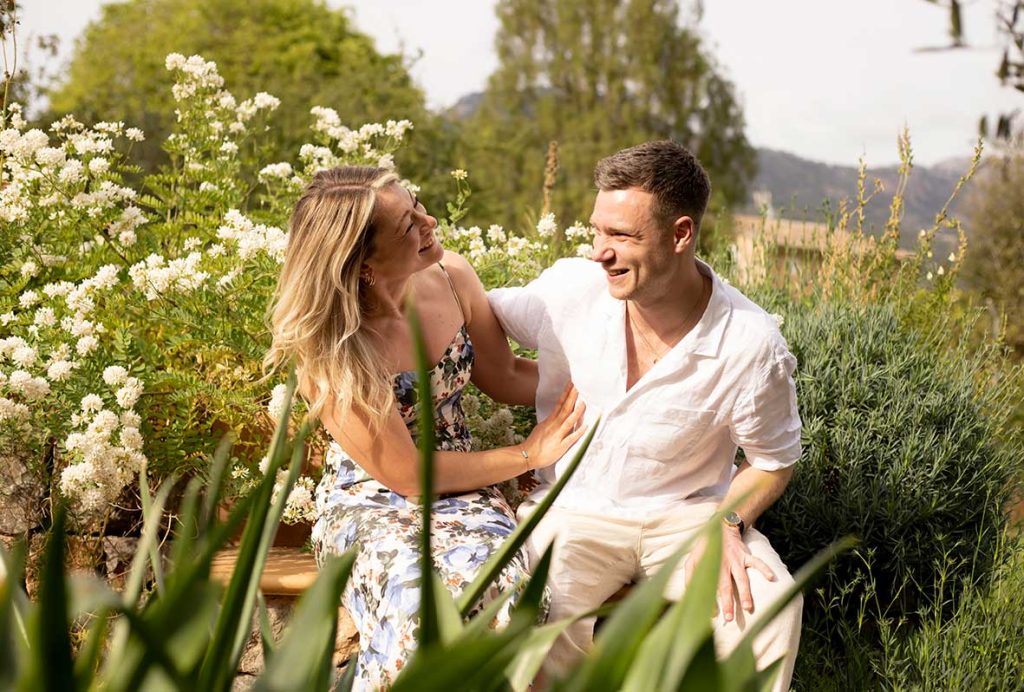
[
  {"x1": 749, "y1": 148, "x2": 972, "y2": 248},
  {"x1": 446, "y1": 92, "x2": 972, "y2": 249}
]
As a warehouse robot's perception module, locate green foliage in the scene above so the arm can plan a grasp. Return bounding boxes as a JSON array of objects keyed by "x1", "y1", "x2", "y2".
[
  {"x1": 454, "y1": 0, "x2": 755, "y2": 232},
  {"x1": 0, "y1": 373, "x2": 360, "y2": 690},
  {"x1": 878, "y1": 533, "x2": 1024, "y2": 690},
  {"x1": 0, "y1": 52, "x2": 438, "y2": 527},
  {"x1": 0, "y1": 318, "x2": 830, "y2": 691},
  {"x1": 962, "y1": 148, "x2": 1024, "y2": 356},
  {"x1": 752, "y1": 298, "x2": 1023, "y2": 685}
]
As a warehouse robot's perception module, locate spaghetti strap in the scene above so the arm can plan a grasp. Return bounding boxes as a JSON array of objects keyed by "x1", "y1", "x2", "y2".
[{"x1": 437, "y1": 261, "x2": 467, "y2": 324}]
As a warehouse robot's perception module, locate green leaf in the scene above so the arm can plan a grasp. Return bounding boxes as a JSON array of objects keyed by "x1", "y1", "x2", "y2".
[
  {"x1": 32, "y1": 504, "x2": 76, "y2": 692},
  {"x1": 255, "y1": 550, "x2": 357, "y2": 692},
  {"x1": 721, "y1": 536, "x2": 857, "y2": 674},
  {"x1": 199, "y1": 404, "x2": 309, "y2": 691},
  {"x1": 754, "y1": 655, "x2": 786, "y2": 692},
  {"x1": 674, "y1": 635, "x2": 722, "y2": 692},
  {"x1": 0, "y1": 546, "x2": 25, "y2": 689},
  {"x1": 563, "y1": 515, "x2": 712, "y2": 692},
  {"x1": 200, "y1": 432, "x2": 236, "y2": 534},
  {"x1": 458, "y1": 588, "x2": 517, "y2": 643},
  {"x1": 457, "y1": 418, "x2": 599, "y2": 617},
  {"x1": 167, "y1": 476, "x2": 204, "y2": 589},
  {"x1": 256, "y1": 592, "x2": 275, "y2": 666},
  {"x1": 621, "y1": 522, "x2": 722, "y2": 692},
  {"x1": 102, "y1": 472, "x2": 176, "y2": 679},
  {"x1": 507, "y1": 620, "x2": 575, "y2": 692},
  {"x1": 407, "y1": 300, "x2": 440, "y2": 650},
  {"x1": 513, "y1": 541, "x2": 554, "y2": 619},
  {"x1": 391, "y1": 614, "x2": 536, "y2": 692},
  {"x1": 0, "y1": 542, "x2": 30, "y2": 674},
  {"x1": 431, "y1": 573, "x2": 465, "y2": 645},
  {"x1": 73, "y1": 609, "x2": 111, "y2": 691},
  {"x1": 333, "y1": 659, "x2": 357, "y2": 692}
]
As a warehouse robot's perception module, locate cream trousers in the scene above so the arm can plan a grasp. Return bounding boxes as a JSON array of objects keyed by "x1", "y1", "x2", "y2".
[{"x1": 518, "y1": 499, "x2": 803, "y2": 691}]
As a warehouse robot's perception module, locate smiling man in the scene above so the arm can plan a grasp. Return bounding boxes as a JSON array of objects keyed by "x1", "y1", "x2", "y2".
[{"x1": 488, "y1": 141, "x2": 803, "y2": 689}]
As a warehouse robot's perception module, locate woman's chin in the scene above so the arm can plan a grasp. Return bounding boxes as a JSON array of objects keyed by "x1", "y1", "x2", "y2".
[{"x1": 420, "y1": 240, "x2": 445, "y2": 263}]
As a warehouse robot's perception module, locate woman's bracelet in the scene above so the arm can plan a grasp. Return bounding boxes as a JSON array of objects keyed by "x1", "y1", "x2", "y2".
[{"x1": 520, "y1": 447, "x2": 530, "y2": 472}]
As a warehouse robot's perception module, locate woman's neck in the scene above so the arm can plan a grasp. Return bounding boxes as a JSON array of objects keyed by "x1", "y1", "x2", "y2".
[{"x1": 363, "y1": 274, "x2": 414, "y2": 321}]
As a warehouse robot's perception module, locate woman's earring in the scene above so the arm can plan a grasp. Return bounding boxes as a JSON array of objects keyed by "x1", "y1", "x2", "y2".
[{"x1": 360, "y1": 270, "x2": 376, "y2": 287}]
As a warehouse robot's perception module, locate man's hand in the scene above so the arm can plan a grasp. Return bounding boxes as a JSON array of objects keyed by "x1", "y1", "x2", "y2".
[{"x1": 684, "y1": 526, "x2": 776, "y2": 622}]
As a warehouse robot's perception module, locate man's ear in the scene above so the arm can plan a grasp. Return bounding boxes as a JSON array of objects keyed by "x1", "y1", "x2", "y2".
[{"x1": 672, "y1": 215, "x2": 696, "y2": 253}]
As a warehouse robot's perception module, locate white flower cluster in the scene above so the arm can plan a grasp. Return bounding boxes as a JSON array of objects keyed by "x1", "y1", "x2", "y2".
[
  {"x1": 258, "y1": 162, "x2": 295, "y2": 181},
  {"x1": 274, "y1": 473, "x2": 317, "y2": 525},
  {"x1": 233, "y1": 456, "x2": 317, "y2": 526},
  {"x1": 462, "y1": 394, "x2": 523, "y2": 451},
  {"x1": 305, "y1": 107, "x2": 412, "y2": 171},
  {"x1": 0, "y1": 395, "x2": 31, "y2": 428},
  {"x1": 0, "y1": 109, "x2": 143, "y2": 234},
  {"x1": 438, "y1": 224, "x2": 549, "y2": 265},
  {"x1": 0, "y1": 338, "x2": 52, "y2": 410},
  {"x1": 267, "y1": 383, "x2": 290, "y2": 422},
  {"x1": 536, "y1": 213, "x2": 558, "y2": 237},
  {"x1": 108, "y1": 205, "x2": 147, "y2": 246},
  {"x1": 59, "y1": 378, "x2": 147, "y2": 517},
  {"x1": 129, "y1": 252, "x2": 209, "y2": 300},
  {"x1": 216, "y1": 209, "x2": 288, "y2": 264},
  {"x1": 164, "y1": 53, "x2": 280, "y2": 159},
  {"x1": 166, "y1": 53, "x2": 226, "y2": 101}
]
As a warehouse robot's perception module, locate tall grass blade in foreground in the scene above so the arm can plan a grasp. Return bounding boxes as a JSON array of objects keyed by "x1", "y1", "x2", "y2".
[{"x1": 407, "y1": 303, "x2": 441, "y2": 651}]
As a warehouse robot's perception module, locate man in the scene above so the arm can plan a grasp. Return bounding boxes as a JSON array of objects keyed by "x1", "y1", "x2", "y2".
[{"x1": 488, "y1": 141, "x2": 803, "y2": 689}]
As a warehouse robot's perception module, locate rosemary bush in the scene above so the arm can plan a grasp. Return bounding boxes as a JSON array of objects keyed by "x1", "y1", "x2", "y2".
[{"x1": 754, "y1": 298, "x2": 1022, "y2": 685}]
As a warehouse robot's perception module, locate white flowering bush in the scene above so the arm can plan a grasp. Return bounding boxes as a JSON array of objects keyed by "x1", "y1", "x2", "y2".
[{"x1": 0, "y1": 54, "x2": 591, "y2": 527}]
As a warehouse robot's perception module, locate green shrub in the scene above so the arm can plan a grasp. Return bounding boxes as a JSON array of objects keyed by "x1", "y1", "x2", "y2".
[
  {"x1": 753, "y1": 298, "x2": 1023, "y2": 683},
  {"x1": 878, "y1": 534, "x2": 1024, "y2": 690}
]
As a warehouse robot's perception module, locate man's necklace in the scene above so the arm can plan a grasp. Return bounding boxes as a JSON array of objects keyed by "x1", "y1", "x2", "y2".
[{"x1": 628, "y1": 276, "x2": 709, "y2": 364}]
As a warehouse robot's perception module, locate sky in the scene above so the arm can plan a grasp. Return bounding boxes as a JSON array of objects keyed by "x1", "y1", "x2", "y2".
[{"x1": 20, "y1": 0, "x2": 1023, "y2": 167}]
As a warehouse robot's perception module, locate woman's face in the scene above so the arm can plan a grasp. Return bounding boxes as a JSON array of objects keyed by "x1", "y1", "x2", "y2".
[{"x1": 364, "y1": 183, "x2": 442, "y2": 280}]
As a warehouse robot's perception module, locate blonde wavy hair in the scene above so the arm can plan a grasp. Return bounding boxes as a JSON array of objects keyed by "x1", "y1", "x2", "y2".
[{"x1": 264, "y1": 166, "x2": 400, "y2": 427}]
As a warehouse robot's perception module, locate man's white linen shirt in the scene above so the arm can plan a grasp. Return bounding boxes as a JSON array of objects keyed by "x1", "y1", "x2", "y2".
[{"x1": 488, "y1": 258, "x2": 802, "y2": 518}]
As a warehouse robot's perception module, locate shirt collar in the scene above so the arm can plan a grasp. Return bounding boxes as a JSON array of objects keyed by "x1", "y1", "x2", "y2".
[
  {"x1": 598, "y1": 258, "x2": 733, "y2": 359},
  {"x1": 688, "y1": 258, "x2": 732, "y2": 358}
]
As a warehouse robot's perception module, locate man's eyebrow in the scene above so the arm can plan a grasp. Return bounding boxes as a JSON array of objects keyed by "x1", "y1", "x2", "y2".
[{"x1": 594, "y1": 222, "x2": 632, "y2": 234}]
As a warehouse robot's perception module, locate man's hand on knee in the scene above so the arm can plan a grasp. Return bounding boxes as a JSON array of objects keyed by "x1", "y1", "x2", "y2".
[{"x1": 684, "y1": 527, "x2": 776, "y2": 622}]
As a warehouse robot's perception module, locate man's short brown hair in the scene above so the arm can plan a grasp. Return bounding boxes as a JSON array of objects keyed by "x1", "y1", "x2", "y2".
[{"x1": 594, "y1": 140, "x2": 712, "y2": 232}]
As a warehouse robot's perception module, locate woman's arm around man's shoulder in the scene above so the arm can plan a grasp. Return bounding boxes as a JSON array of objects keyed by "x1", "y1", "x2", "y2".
[{"x1": 439, "y1": 250, "x2": 538, "y2": 407}]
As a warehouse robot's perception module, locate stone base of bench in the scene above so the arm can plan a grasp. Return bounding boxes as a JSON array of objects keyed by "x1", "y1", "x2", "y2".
[{"x1": 210, "y1": 547, "x2": 359, "y2": 681}]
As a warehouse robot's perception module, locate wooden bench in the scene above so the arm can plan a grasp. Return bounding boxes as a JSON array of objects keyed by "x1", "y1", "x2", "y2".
[{"x1": 210, "y1": 546, "x2": 320, "y2": 596}]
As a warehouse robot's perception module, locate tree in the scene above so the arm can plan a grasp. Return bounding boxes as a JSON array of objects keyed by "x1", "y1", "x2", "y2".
[
  {"x1": 963, "y1": 149, "x2": 1024, "y2": 355},
  {"x1": 921, "y1": 0, "x2": 1024, "y2": 140},
  {"x1": 45, "y1": 0, "x2": 454, "y2": 198},
  {"x1": 454, "y1": 0, "x2": 755, "y2": 236}
]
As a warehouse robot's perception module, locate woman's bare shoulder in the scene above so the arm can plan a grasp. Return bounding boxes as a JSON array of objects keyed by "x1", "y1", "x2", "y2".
[{"x1": 440, "y1": 249, "x2": 475, "y2": 280}]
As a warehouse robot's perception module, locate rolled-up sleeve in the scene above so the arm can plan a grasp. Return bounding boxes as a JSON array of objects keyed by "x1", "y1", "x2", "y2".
[{"x1": 730, "y1": 344, "x2": 802, "y2": 471}]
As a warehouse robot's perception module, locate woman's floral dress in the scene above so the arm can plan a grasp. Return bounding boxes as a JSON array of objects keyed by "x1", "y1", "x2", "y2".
[{"x1": 311, "y1": 325, "x2": 532, "y2": 690}]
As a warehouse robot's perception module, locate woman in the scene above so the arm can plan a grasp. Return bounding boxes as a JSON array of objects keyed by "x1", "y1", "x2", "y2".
[{"x1": 265, "y1": 166, "x2": 584, "y2": 688}]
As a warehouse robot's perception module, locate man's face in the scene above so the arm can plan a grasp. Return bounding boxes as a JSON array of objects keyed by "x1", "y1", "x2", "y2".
[{"x1": 589, "y1": 188, "x2": 680, "y2": 303}]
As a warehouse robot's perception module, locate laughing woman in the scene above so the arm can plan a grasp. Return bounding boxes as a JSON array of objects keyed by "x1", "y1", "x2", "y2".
[{"x1": 264, "y1": 167, "x2": 584, "y2": 689}]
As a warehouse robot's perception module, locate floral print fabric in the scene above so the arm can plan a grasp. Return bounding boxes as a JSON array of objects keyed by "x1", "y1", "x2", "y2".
[{"x1": 312, "y1": 325, "x2": 533, "y2": 689}]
